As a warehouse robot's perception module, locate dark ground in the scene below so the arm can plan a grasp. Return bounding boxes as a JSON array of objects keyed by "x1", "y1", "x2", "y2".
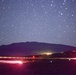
[{"x1": 0, "y1": 59, "x2": 76, "y2": 75}]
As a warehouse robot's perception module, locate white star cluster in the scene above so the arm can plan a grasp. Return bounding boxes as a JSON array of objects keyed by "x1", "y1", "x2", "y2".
[{"x1": 0, "y1": 0, "x2": 76, "y2": 46}]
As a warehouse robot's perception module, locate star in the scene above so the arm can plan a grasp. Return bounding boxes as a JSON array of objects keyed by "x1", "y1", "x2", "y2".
[{"x1": 0, "y1": 0, "x2": 76, "y2": 47}]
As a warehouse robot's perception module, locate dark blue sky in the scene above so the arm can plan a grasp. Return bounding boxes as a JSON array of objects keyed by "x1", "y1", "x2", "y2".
[{"x1": 0, "y1": 0, "x2": 76, "y2": 46}]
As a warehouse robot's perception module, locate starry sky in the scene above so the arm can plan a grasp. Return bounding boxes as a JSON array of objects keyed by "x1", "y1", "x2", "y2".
[{"x1": 0, "y1": 0, "x2": 76, "y2": 46}]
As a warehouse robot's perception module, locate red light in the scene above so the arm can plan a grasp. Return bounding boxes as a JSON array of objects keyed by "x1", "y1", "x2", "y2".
[{"x1": 32, "y1": 56, "x2": 35, "y2": 59}]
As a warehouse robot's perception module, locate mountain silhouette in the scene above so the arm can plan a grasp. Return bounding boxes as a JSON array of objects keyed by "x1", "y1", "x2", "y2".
[{"x1": 0, "y1": 42, "x2": 76, "y2": 56}]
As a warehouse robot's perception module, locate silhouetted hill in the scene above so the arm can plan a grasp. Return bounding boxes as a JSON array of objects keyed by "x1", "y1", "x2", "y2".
[{"x1": 0, "y1": 42, "x2": 76, "y2": 56}]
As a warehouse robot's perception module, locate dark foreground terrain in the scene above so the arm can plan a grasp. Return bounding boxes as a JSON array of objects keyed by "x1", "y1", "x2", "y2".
[{"x1": 0, "y1": 59, "x2": 76, "y2": 75}]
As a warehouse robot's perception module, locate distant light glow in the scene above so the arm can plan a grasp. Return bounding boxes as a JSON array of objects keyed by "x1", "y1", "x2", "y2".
[
  {"x1": 32, "y1": 56, "x2": 35, "y2": 59},
  {"x1": 0, "y1": 56, "x2": 25, "y2": 59},
  {"x1": 69, "y1": 59, "x2": 71, "y2": 61},
  {"x1": 72, "y1": 58, "x2": 76, "y2": 60},
  {"x1": 17, "y1": 61, "x2": 23, "y2": 64},
  {"x1": 0, "y1": 60, "x2": 23, "y2": 64},
  {"x1": 41, "y1": 52, "x2": 52, "y2": 55}
]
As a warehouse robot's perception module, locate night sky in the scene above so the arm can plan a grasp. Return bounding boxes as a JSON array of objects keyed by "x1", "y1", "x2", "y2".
[{"x1": 0, "y1": 0, "x2": 76, "y2": 46}]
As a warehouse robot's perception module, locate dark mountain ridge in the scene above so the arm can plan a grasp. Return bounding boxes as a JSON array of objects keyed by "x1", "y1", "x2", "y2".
[{"x1": 0, "y1": 42, "x2": 76, "y2": 56}]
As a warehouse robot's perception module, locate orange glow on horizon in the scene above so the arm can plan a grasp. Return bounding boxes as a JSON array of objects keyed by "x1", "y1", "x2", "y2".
[{"x1": 41, "y1": 52, "x2": 52, "y2": 55}]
